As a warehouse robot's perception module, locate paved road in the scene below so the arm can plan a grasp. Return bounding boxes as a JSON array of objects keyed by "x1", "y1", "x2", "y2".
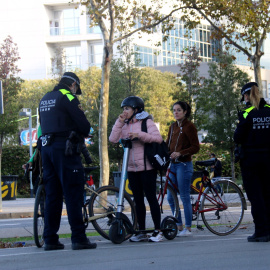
[
  {"x1": 2, "y1": 198, "x2": 270, "y2": 270},
  {"x1": 1, "y1": 224, "x2": 270, "y2": 270}
]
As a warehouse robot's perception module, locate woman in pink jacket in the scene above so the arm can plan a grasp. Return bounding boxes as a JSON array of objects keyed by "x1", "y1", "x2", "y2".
[{"x1": 109, "y1": 96, "x2": 163, "y2": 242}]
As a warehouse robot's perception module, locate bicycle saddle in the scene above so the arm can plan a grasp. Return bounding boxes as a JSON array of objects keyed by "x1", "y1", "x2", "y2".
[{"x1": 195, "y1": 159, "x2": 215, "y2": 167}]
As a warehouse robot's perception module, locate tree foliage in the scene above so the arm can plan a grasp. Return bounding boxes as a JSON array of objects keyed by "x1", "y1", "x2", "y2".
[
  {"x1": 181, "y1": 0, "x2": 270, "y2": 92},
  {"x1": 195, "y1": 53, "x2": 250, "y2": 179},
  {"x1": 77, "y1": 0, "x2": 202, "y2": 186},
  {"x1": 0, "y1": 36, "x2": 22, "y2": 148},
  {"x1": 136, "y1": 67, "x2": 176, "y2": 137},
  {"x1": 75, "y1": 67, "x2": 102, "y2": 120},
  {"x1": 178, "y1": 46, "x2": 203, "y2": 106},
  {"x1": 0, "y1": 36, "x2": 23, "y2": 204}
]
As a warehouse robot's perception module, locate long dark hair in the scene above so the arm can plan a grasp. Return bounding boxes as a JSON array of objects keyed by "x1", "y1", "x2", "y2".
[{"x1": 173, "y1": 101, "x2": 191, "y2": 118}]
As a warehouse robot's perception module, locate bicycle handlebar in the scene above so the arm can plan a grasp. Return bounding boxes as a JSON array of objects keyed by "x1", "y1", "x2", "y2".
[{"x1": 195, "y1": 159, "x2": 215, "y2": 167}]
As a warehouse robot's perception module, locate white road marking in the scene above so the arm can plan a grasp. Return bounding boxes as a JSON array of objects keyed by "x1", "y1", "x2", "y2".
[{"x1": 0, "y1": 235, "x2": 248, "y2": 257}]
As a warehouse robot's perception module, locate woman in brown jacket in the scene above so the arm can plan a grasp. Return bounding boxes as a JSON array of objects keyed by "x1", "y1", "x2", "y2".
[{"x1": 166, "y1": 101, "x2": 200, "y2": 237}]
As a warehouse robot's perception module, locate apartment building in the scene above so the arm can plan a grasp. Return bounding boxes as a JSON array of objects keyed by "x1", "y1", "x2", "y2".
[{"x1": 1, "y1": 0, "x2": 270, "y2": 98}]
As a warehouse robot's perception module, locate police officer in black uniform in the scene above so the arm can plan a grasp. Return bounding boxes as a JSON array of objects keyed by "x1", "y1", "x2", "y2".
[
  {"x1": 234, "y1": 82, "x2": 270, "y2": 242},
  {"x1": 39, "y1": 72, "x2": 97, "y2": 250}
]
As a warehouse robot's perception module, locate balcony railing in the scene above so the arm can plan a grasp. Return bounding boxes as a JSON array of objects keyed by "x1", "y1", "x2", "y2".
[
  {"x1": 50, "y1": 27, "x2": 80, "y2": 36},
  {"x1": 87, "y1": 25, "x2": 101, "y2": 34}
]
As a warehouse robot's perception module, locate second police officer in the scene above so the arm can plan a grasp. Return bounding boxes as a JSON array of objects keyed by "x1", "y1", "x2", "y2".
[
  {"x1": 39, "y1": 72, "x2": 97, "y2": 250},
  {"x1": 234, "y1": 82, "x2": 270, "y2": 242}
]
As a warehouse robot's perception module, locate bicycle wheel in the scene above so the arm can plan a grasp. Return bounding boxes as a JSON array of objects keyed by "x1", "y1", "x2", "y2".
[
  {"x1": 144, "y1": 181, "x2": 180, "y2": 230},
  {"x1": 82, "y1": 204, "x2": 88, "y2": 228},
  {"x1": 88, "y1": 185, "x2": 137, "y2": 240},
  {"x1": 201, "y1": 179, "x2": 245, "y2": 236},
  {"x1": 33, "y1": 184, "x2": 46, "y2": 247}
]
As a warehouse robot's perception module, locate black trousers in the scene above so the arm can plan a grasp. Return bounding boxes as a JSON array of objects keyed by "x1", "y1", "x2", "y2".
[
  {"x1": 41, "y1": 140, "x2": 87, "y2": 244},
  {"x1": 241, "y1": 152, "x2": 270, "y2": 236},
  {"x1": 128, "y1": 170, "x2": 161, "y2": 231}
]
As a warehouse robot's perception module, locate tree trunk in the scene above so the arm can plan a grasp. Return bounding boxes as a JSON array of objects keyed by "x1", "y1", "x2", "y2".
[
  {"x1": 252, "y1": 54, "x2": 263, "y2": 94},
  {"x1": 99, "y1": 45, "x2": 113, "y2": 187}
]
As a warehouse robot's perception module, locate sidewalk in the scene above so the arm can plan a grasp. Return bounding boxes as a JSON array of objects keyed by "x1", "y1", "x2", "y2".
[
  {"x1": 0, "y1": 198, "x2": 67, "y2": 219},
  {"x1": 0, "y1": 197, "x2": 254, "y2": 240}
]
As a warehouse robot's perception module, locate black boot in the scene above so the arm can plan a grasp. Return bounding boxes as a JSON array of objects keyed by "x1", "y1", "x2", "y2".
[
  {"x1": 247, "y1": 233, "x2": 269, "y2": 242},
  {"x1": 72, "y1": 238, "x2": 97, "y2": 250},
  {"x1": 44, "y1": 241, "x2": 65, "y2": 251}
]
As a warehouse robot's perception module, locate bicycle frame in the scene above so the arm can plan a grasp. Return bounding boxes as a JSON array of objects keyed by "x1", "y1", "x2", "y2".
[
  {"x1": 158, "y1": 160, "x2": 247, "y2": 236},
  {"x1": 191, "y1": 174, "x2": 227, "y2": 214},
  {"x1": 160, "y1": 164, "x2": 227, "y2": 219}
]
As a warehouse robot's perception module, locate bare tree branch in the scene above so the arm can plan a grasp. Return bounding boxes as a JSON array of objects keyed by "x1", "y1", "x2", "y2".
[
  {"x1": 114, "y1": 6, "x2": 192, "y2": 42},
  {"x1": 194, "y1": 6, "x2": 253, "y2": 59}
]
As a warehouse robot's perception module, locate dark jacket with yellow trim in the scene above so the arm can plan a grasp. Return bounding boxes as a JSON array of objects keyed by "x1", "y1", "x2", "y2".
[
  {"x1": 166, "y1": 118, "x2": 200, "y2": 162},
  {"x1": 39, "y1": 84, "x2": 90, "y2": 137},
  {"x1": 234, "y1": 98, "x2": 270, "y2": 150}
]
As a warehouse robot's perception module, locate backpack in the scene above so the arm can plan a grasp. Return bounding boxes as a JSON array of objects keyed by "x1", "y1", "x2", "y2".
[{"x1": 141, "y1": 119, "x2": 170, "y2": 172}]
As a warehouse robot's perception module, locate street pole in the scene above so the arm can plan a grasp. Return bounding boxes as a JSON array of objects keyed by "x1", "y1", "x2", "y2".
[
  {"x1": 0, "y1": 81, "x2": 3, "y2": 211},
  {"x1": 19, "y1": 108, "x2": 34, "y2": 198},
  {"x1": 29, "y1": 109, "x2": 33, "y2": 198},
  {"x1": 0, "y1": 153, "x2": 2, "y2": 212},
  {"x1": 36, "y1": 107, "x2": 39, "y2": 130}
]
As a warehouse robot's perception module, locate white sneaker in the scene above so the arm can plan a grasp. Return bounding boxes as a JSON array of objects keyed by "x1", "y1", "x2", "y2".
[
  {"x1": 129, "y1": 233, "x2": 148, "y2": 242},
  {"x1": 177, "y1": 230, "x2": 183, "y2": 237},
  {"x1": 149, "y1": 231, "x2": 163, "y2": 242},
  {"x1": 177, "y1": 228, "x2": 192, "y2": 237}
]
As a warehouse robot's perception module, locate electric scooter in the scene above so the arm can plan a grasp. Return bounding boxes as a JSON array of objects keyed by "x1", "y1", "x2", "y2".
[{"x1": 109, "y1": 138, "x2": 178, "y2": 244}]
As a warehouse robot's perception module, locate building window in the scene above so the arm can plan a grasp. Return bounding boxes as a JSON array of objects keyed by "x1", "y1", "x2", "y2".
[
  {"x1": 162, "y1": 19, "x2": 219, "y2": 65},
  {"x1": 86, "y1": 16, "x2": 101, "y2": 34},
  {"x1": 63, "y1": 9, "x2": 80, "y2": 35},
  {"x1": 89, "y1": 44, "x2": 103, "y2": 67},
  {"x1": 134, "y1": 46, "x2": 157, "y2": 67},
  {"x1": 50, "y1": 9, "x2": 80, "y2": 36},
  {"x1": 65, "y1": 46, "x2": 81, "y2": 70}
]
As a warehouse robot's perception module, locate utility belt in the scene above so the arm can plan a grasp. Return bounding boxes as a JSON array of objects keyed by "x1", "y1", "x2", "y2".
[
  {"x1": 235, "y1": 146, "x2": 270, "y2": 163},
  {"x1": 245, "y1": 148, "x2": 270, "y2": 153},
  {"x1": 41, "y1": 131, "x2": 92, "y2": 163},
  {"x1": 41, "y1": 133, "x2": 68, "y2": 146}
]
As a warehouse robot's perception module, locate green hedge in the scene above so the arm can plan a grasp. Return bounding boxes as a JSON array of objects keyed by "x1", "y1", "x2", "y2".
[
  {"x1": 2, "y1": 146, "x2": 30, "y2": 195},
  {"x1": 1, "y1": 143, "x2": 242, "y2": 196},
  {"x1": 192, "y1": 144, "x2": 241, "y2": 179}
]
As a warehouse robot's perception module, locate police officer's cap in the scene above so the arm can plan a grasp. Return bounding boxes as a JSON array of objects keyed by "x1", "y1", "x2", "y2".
[
  {"x1": 61, "y1": 72, "x2": 82, "y2": 95},
  {"x1": 241, "y1": 82, "x2": 258, "y2": 101}
]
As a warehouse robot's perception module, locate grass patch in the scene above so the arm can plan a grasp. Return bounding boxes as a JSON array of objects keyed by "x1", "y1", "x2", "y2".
[{"x1": 0, "y1": 231, "x2": 100, "y2": 244}]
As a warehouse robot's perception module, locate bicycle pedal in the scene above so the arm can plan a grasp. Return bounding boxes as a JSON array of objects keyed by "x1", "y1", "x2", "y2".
[{"x1": 197, "y1": 225, "x2": 204, "y2": 231}]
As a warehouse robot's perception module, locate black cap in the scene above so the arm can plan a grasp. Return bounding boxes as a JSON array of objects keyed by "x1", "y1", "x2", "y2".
[
  {"x1": 61, "y1": 72, "x2": 82, "y2": 95},
  {"x1": 241, "y1": 82, "x2": 258, "y2": 101}
]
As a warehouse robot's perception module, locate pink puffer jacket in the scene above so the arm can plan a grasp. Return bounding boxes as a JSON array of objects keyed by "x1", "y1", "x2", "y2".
[{"x1": 109, "y1": 118, "x2": 163, "y2": 172}]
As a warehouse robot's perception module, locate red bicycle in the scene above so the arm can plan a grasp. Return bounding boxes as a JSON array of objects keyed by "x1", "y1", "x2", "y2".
[{"x1": 155, "y1": 159, "x2": 247, "y2": 236}]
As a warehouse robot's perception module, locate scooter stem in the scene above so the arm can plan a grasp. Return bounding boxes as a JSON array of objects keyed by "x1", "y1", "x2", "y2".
[{"x1": 117, "y1": 140, "x2": 131, "y2": 213}]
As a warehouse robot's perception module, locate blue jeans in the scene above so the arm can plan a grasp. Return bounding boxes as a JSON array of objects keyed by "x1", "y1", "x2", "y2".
[{"x1": 167, "y1": 161, "x2": 193, "y2": 227}]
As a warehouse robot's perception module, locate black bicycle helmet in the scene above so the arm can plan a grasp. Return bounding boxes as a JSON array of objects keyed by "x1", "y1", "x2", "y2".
[{"x1": 121, "y1": 96, "x2": 144, "y2": 113}]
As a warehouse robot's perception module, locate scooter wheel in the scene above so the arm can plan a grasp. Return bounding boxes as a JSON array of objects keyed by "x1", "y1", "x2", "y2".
[
  {"x1": 109, "y1": 223, "x2": 126, "y2": 244},
  {"x1": 161, "y1": 218, "x2": 177, "y2": 240}
]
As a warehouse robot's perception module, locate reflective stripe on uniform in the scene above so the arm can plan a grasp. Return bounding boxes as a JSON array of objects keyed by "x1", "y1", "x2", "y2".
[
  {"x1": 243, "y1": 104, "x2": 270, "y2": 119},
  {"x1": 59, "y1": 89, "x2": 75, "y2": 102},
  {"x1": 243, "y1": 106, "x2": 255, "y2": 119}
]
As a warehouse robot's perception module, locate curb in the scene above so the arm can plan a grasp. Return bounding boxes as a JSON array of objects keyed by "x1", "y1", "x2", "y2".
[
  {"x1": 0, "y1": 210, "x2": 67, "y2": 220},
  {"x1": 0, "y1": 212, "x2": 34, "y2": 219}
]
